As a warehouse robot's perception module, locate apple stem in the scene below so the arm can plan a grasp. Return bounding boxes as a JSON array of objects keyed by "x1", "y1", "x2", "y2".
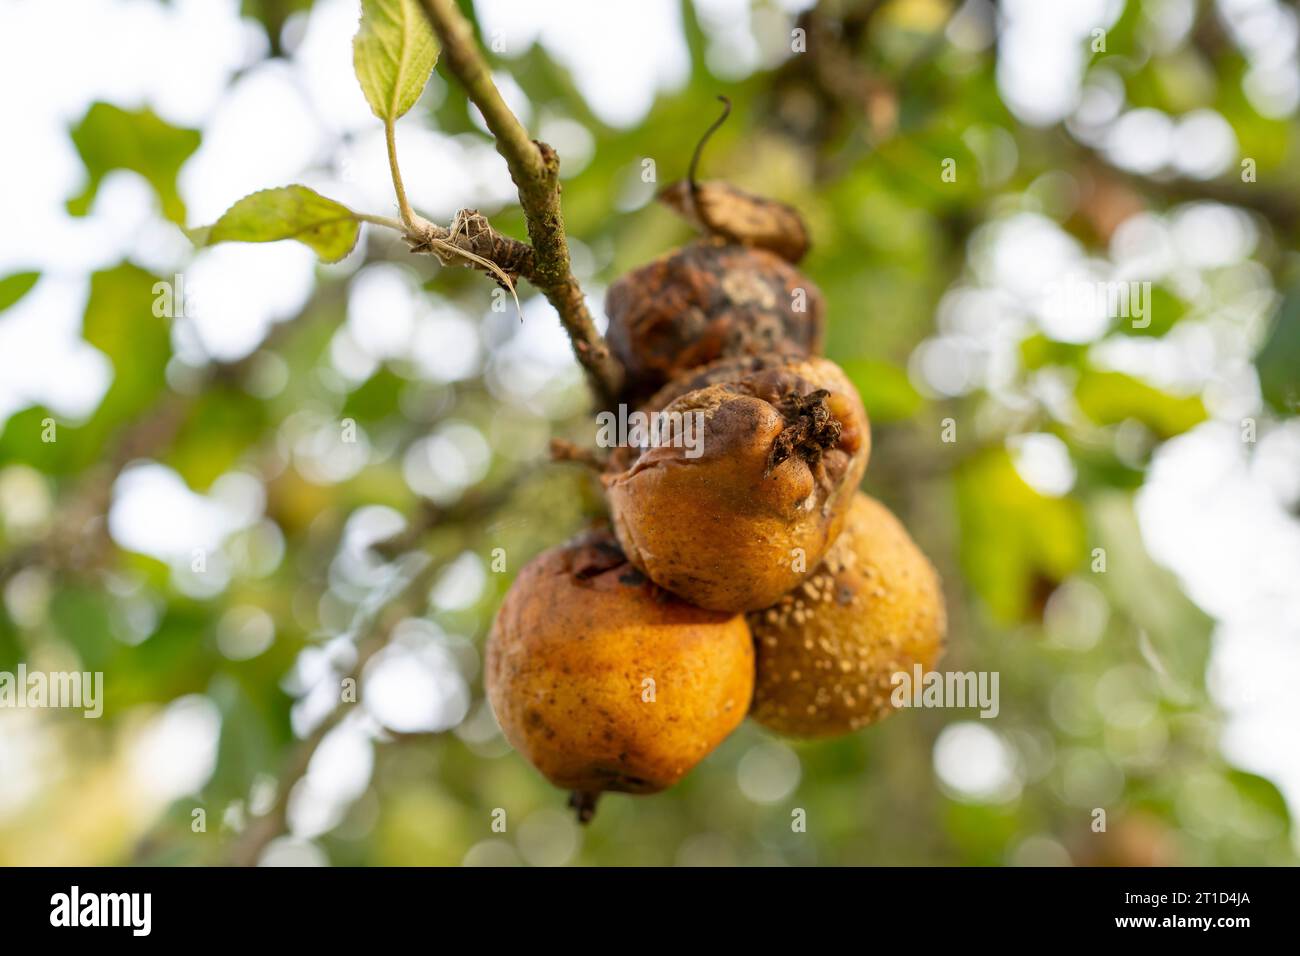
[{"x1": 568, "y1": 790, "x2": 601, "y2": 825}]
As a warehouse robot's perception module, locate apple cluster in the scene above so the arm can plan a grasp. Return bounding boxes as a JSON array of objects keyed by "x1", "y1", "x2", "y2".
[{"x1": 487, "y1": 171, "x2": 946, "y2": 818}]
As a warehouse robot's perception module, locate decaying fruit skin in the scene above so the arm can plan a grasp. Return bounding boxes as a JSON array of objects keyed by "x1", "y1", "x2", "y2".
[
  {"x1": 654, "y1": 96, "x2": 811, "y2": 264},
  {"x1": 748, "y1": 492, "x2": 946, "y2": 738},
  {"x1": 605, "y1": 240, "x2": 824, "y2": 403},
  {"x1": 604, "y1": 354, "x2": 869, "y2": 613},
  {"x1": 658, "y1": 180, "x2": 812, "y2": 264},
  {"x1": 486, "y1": 529, "x2": 753, "y2": 796}
]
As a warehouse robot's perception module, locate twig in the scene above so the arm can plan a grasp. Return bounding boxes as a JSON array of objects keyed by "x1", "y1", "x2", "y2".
[
  {"x1": 368, "y1": 476, "x2": 524, "y2": 561},
  {"x1": 416, "y1": 0, "x2": 624, "y2": 404},
  {"x1": 226, "y1": 455, "x2": 531, "y2": 866},
  {"x1": 0, "y1": 273, "x2": 355, "y2": 590},
  {"x1": 0, "y1": 395, "x2": 190, "y2": 590},
  {"x1": 226, "y1": 554, "x2": 442, "y2": 867},
  {"x1": 548, "y1": 438, "x2": 606, "y2": 472},
  {"x1": 1070, "y1": 138, "x2": 1300, "y2": 236}
]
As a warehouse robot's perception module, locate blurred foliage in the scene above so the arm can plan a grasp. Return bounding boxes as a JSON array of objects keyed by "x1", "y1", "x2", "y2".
[
  {"x1": 66, "y1": 102, "x2": 201, "y2": 226},
  {"x1": 1258, "y1": 281, "x2": 1300, "y2": 414},
  {"x1": 0, "y1": 272, "x2": 40, "y2": 313},
  {"x1": 955, "y1": 448, "x2": 1086, "y2": 623},
  {"x1": 0, "y1": 0, "x2": 1297, "y2": 867}
]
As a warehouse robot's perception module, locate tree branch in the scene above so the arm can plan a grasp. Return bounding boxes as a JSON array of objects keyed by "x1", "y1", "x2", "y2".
[
  {"x1": 226, "y1": 457, "x2": 533, "y2": 866},
  {"x1": 0, "y1": 274, "x2": 354, "y2": 591},
  {"x1": 224, "y1": 468, "x2": 537, "y2": 865},
  {"x1": 416, "y1": 0, "x2": 624, "y2": 404},
  {"x1": 1070, "y1": 138, "x2": 1300, "y2": 237},
  {"x1": 0, "y1": 395, "x2": 190, "y2": 590},
  {"x1": 368, "y1": 473, "x2": 524, "y2": 561},
  {"x1": 226, "y1": 553, "x2": 443, "y2": 867}
]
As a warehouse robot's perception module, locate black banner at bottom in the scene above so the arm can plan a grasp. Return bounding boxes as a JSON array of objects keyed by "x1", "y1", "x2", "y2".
[{"x1": 0, "y1": 865, "x2": 1290, "y2": 941}]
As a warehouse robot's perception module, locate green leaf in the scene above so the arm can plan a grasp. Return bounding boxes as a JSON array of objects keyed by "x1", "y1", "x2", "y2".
[
  {"x1": 0, "y1": 265, "x2": 170, "y2": 475},
  {"x1": 342, "y1": 367, "x2": 406, "y2": 422},
  {"x1": 1089, "y1": 493, "x2": 1212, "y2": 691},
  {"x1": 241, "y1": 0, "x2": 313, "y2": 54},
  {"x1": 0, "y1": 272, "x2": 39, "y2": 313},
  {"x1": 48, "y1": 585, "x2": 116, "y2": 673},
  {"x1": 839, "y1": 358, "x2": 922, "y2": 423},
  {"x1": 66, "y1": 102, "x2": 201, "y2": 225},
  {"x1": 206, "y1": 673, "x2": 292, "y2": 805},
  {"x1": 198, "y1": 186, "x2": 361, "y2": 263},
  {"x1": 1019, "y1": 333, "x2": 1087, "y2": 371},
  {"x1": 1256, "y1": 282, "x2": 1300, "y2": 415},
  {"x1": 1114, "y1": 284, "x2": 1185, "y2": 339},
  {"x1": 1075, "y1": 369, "x2": 1207, "y2": 439},
  {"x1": 1225, "y1": 770, "x2": 1292, "y2": 832},
  {"x1": 0, "y1": 406, "x2": 76, "y2": 474},
  {"x1": 943, "y1": 801, "x2": 1019, "y2": 865},
  {"x1": 1068, "y1": 442, "x2": 1144, "y2": 492},
  {"x1": 353, "y1": 0, "x2": 440, "y2": 123},
  {"x1": 955, "y1": 448, "x2": 1086, "y2": 623},
  {"x1": 165, "y1": 386, "x2": 268, "y2": 491},
  {"x1": 83, "y1": 263, "x2": 173, "y2": 429},
  {"x1": 0, "y1": 608, "x2": 24, "y2": 673}
]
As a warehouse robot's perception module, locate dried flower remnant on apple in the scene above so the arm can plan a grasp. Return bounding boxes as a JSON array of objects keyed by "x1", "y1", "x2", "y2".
[{"x1": 603, "y1": 354, "x2": 870, "y2": 613}]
